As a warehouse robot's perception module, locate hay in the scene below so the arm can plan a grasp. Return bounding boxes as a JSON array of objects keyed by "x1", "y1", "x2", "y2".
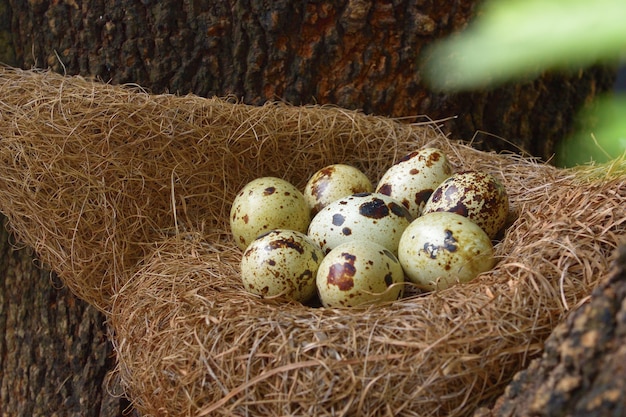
[
  {"x1": 0, "y1": 66, "x2": 426, "y2": 311},
  {"x1": 0, "y1": 67, "x2": 624, "y2": 416}
]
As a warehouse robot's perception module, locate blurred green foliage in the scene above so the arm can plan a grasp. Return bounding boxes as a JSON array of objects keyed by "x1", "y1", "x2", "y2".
[
  {"x1": 556, "y1": 95, "x2": 626, "y2": 166},
  {"x1": 423, "y1": 0, "x2": 626, "y2": 167}
]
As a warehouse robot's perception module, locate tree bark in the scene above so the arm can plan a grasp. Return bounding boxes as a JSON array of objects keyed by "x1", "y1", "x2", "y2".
[
  {"x1": 0, "y1": 226, "x2": 132, "y2": 416},
  {"x1": 0, "y1": 1, "x2": 617, "y2": 416},
  {"x1": 4, "y1": 0, "x2": 616, "y2": 159},
  {"x1": 473, "y1": 245, "x2": 626, "y2": 417}
]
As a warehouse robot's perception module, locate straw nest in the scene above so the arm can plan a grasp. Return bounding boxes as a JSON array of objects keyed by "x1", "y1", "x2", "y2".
[{"x1": 0, "y1": 66, "x2": 624, "y2": 416}]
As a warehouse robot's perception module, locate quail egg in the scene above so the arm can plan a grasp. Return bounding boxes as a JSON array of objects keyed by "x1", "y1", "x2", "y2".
[
  {"x1": 316, "y1": 240, "x2": 405, "y2": 308},
  {"x1": 398, "y1": 211, "x2": 495, "y2": 291},
  {"x1": 240, "y1": 229, "x2": 324, "y2": 303},
  {"x1": 304, "y1": 164, "x2": 373, "y2": 216},
  {"x1": 230, "y1": 177, "x2": 310, "y2": 250},
  {"x1": 376, "y1": 148, "x2": 453, "y2": 218},
  {"x1": 307, "y1": 192, "x2": 413, "y2": 256},
  {"x1": 423, "y1": 171, "x2": 509, "y2": 239}
]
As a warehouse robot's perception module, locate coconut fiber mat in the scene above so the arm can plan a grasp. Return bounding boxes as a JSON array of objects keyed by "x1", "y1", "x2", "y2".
[{"x1": 0, "y1": 67, "x2": 624, "y2": 416}]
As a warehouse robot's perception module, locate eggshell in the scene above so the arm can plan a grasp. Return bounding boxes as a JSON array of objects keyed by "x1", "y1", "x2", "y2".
[
  {"x1": 423, "y1": 171, "x2": 509, "y2": 239},
  {"x1": 398, "y1": 211, "x2": 495, "y2": 290},
  {"x1": 316, "y1": 240, "x2": 405, "y2": 308},
  {"x1": 307, "y1": 192, "x2": 413, "y2": 256},
  {"x1": 230, "y1": 177, "x2": 310, "y2": 250},
  {"x1": 240, "y1": 229, "x2": 324, "y2": 303},
  {"x1": 303, "y1": 164, "x2": 373, "y2": 216},
  {"x1": 376, "y1": 148, "x2": 453, "y2": 218}
]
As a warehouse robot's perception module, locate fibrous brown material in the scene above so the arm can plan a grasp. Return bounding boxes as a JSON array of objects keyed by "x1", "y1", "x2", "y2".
[
  {"x1": 0, "y1": 67, "x2": 624, "y2": 416},
  {"x1": 474, "y1": 245, "x2": 626, "y2": 417}
]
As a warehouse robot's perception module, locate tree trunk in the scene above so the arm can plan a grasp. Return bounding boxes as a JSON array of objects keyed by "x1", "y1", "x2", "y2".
[
  {"x1": 473, "y1": 245, "x2": 626, "y2": 417},
  {"x1": 0, "y1": 1, "x2": 617, "y2": 416},
  {"x1": 4, "y1": 0, "x2": 616, "y2": 159},
  {"x1": 0, "y1": 225, "x2": 132, "y2": 416}
]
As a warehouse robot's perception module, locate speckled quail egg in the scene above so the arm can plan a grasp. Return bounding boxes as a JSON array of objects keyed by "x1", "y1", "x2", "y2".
[
  {"x1": 304, "y1": 164, "x2": 374, "y2": 216},
  {"x1": 230, "y1": 177, "x2": 310, "y2": 250},
  {"x1": 398, "y1": 212, "x2": 495, "y2": 291},
  {"x1": 376, "y1": 148, "x2": 453, "y2": 218},
  {"x1": 316, "y1": 240, "x2": 405, "y2": 308},
  {"x1": 422, "y1": 171, "x2": 509, "y2": 239},
  {"x1": 240, "y1": 229, "x2": 324, "y2": 303},
  {"x1": 307, "y1": 192, "x2": 413, "y2": 256}
]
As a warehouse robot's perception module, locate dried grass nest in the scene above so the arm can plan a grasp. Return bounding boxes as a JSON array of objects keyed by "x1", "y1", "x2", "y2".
[{"x1": 0, "y1": 66, "x2": 624, "y2": 416}]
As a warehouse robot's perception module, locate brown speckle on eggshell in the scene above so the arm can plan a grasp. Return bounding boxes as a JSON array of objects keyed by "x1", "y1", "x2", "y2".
[
  {"x1": 230, "y1": 177, "x2": 311, "y2": 250},
  {"x1": 316, "y1": 240, "x2": 404, "y2": 308},
  {"x1": 240, "y1": 229, "x2": 324, "y2": 303},
  {"x1": 304, "y1": 164, "x2": 373, "y2": 216},
  {"x1": 398, "y1": 211, "x2": 495, "y2": 291},
  {"x1": 423, "y1": 171, "x2": 509, "y2": 239},
  {"x1": 376, "y1": 148, "x2": 453, "y2": 218},
  {"x1": 308, "y1": 192, "x2": 412, "y2": 256}
]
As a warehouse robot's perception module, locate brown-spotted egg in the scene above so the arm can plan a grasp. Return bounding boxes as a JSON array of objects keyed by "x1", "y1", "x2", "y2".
[
  {"x1": 304, "y1": 164, "x2": 373, "y2": 216},
  {"x1": 307, "y1": 192, "x2": 413, "y2": 256},
  {"x1": 376, "y1": 148, "x2": 453, "y2": 218},
  {"x1": 422, "y1": 171, "x2": 509, "y2": 239},
  {"x1": 398, "y1": 211, "x2": 495, "y2": 290},
  {"x1": 316, "y1": 240, "x2": 404, "y2": 308},
  {"x1": 240, "y1": 229, "x2": 324, "y2": 303},
  {"x1": 230, "y1": 177, "x2": 310, "y2": 250}
]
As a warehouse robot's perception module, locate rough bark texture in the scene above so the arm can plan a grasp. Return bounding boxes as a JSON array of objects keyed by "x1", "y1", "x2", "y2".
[
  {"x1": 474, "y1": 245, "x2": 626, "y2": 417},
  {"x1": 0, "y1": 1, "x2": 619, "y2": 416},
  {"x1": 0, "y1": 225, "x2": 133, "y2": 416},
  {"x1": 4, "y1": 0, "x2": 616, "y2": 159}
]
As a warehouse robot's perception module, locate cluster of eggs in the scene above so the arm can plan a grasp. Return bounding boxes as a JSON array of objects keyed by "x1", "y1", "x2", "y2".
[{"x1": 230, "y1": 148, "x2": 509, "y2": 308}]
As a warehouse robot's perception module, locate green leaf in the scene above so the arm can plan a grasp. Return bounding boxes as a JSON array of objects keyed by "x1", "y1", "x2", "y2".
[
  {"x1": 423, "y1": 0, "x2": 626, "y2": 91},
  {"x1": 556, "y1": 94, "x2": 626, "y2": 167}
]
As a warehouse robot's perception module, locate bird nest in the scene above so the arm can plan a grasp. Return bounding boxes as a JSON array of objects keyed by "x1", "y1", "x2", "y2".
[{"x1": 0, "y1": 67, "x2": 624, "y2": 416}]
